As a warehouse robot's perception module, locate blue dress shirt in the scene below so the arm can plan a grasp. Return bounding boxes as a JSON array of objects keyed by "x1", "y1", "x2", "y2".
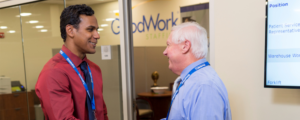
[{"x1": 163, "y1": 58, "x2": 231, "y2": 120}]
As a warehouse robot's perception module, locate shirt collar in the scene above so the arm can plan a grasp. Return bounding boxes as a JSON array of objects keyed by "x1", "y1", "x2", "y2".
[
  {"x1": 180, "y1": 58, "x2": 207, "y2": 79},
  {"x1": 61, "y1": 45, "x2": 88, "y2": 67}
]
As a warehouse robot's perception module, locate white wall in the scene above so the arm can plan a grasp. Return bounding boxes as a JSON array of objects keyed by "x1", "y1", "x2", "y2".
[{"x1": 210, "y1": 0, "x2": 300, "y2": 120}]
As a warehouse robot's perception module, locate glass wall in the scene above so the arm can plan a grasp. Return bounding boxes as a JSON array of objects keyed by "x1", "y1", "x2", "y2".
[
  {"x1": 20, "y1": 1, "x2": 65, "y2": 120},
  {"x1": 0, "y1": 6, "x2": 32, "y2": 120},
  {"x1": 21, "y1": 1, "x2": 65, "y2": 94}
]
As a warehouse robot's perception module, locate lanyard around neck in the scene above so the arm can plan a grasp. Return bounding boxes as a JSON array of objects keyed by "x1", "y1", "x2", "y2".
[
  {"x1": 60, "y1": 50, "x2": 96, "y2": 110},
  {"x1": 166, "y1": 61, "x2": 210, "y2": 120}
]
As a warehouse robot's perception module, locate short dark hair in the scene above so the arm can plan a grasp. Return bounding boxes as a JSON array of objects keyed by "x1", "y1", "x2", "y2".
[{"x1": 60, "y1": 4, "x2": 94, "y2": 42}]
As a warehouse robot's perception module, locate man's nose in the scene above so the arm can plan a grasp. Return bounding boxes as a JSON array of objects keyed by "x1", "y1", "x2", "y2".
[
  {"x1": 94, "y1": 31, "x2": 100, "y2": 39},
  {"x1": 163, "y1": 48, "x2": 167, "y2": 56}
]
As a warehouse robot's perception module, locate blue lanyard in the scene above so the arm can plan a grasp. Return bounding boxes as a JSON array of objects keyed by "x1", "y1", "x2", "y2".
[
  {"x1": 60, "y1": 50, "x2": 96, "y2": 110},
  {"x1": 166, "y1": 61, "x2": 210, "y2": 120}
]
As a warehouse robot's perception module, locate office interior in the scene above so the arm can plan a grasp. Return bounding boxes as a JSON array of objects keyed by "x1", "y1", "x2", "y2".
[{"x1": 0, "y1": 0, "x2": 298, "y2": 120}]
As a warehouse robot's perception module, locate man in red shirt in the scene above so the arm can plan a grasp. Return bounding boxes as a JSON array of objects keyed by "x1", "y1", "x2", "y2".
[{"x1": 35, "y1": 4, "x2": 108, "y2": 120}]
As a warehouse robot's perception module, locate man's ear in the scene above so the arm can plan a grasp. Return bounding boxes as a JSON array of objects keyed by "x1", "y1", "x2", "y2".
[
  {"x1": 66, "y1": 24, "x2": 75, "y2": 38},
  {"x1": 182, "y1": 40, "x2": 191, "y2": 54}
]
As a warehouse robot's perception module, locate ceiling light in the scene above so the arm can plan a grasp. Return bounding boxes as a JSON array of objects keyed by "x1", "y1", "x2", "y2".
[
  {"x1": 40, "y1": 29, "x2": 47, "y2": 32},
  {"x1": 113, "y1": 10, "x2": 119, "y2": 13},
  {"x1": 0, "y1": 26, "x2": 7, "y2": 29},
  {"x1": 105, "y1": 18, "x2": 115, "y2": 21},
  {"x1": 98, "y1": 28, "x2": 103, "y2": 31},
  {"x1": 100, "y1": 24, "x2": 108, "y2": 27},
  {"x1": 35, "y1": 25, "x2": 44, "y2": 28},
  {"x1": 28, "y1": 20, "x2": 38, "y2": 24},
  {"x1": 8, "y1": 30, "x2": 15, "y2": 33},
  {"x1": 20, "y1": 13, "x2": 32, "y2": 16}
]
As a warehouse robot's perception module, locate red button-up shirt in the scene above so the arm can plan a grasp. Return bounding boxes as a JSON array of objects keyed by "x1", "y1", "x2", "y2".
[{"x1": 35, "y1": 45, "x2": 108, "y2": 120}]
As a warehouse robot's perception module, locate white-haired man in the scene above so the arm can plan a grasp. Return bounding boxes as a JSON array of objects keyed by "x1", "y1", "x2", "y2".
[{"x1": 162, "y1": 22, "x2": 232, "y2": 120}]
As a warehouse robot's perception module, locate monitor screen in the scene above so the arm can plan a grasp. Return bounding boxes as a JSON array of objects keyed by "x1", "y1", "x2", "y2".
[{"x1": 265, "y1": 0, "x2": 300, "y2": 88}]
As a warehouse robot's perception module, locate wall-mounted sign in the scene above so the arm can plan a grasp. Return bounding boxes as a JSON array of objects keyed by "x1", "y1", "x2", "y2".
[
  {"x1": 111, "y1": 12, "x2": 178, "y2": 35},
  {"x1": 101, "y1": 45, "x2": 111, "y2": 60},
  {"x1": 0, "y1": 32, "x2": 4, "y2": 38}
]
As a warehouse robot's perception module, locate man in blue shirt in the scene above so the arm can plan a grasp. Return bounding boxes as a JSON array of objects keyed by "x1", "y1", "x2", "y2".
[{"x1": 162, "y1": 22, "x2": 232, "y2": 120}]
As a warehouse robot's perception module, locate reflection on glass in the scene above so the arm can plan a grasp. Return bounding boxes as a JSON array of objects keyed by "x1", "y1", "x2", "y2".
[
  {"x1": 20, "y1": 1, "x2": 65, "y2": 119},
  {"x1": 28, "y1": 20, "x2": 39, "y2": 24},
  {"x1": 0, "y1": 6, "x2": 29, "y2": 120},
  {"x1": 35, "y1": 26, "x2": 44, "y2": 28},
  {"x1": 0, "y1": 26, "x2": 7, "y2": 29}
]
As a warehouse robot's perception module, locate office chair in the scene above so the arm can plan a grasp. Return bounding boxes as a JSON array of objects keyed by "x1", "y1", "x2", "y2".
[{"x1": 136, "y1": 97, "x2": 154, "y2": 120}]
